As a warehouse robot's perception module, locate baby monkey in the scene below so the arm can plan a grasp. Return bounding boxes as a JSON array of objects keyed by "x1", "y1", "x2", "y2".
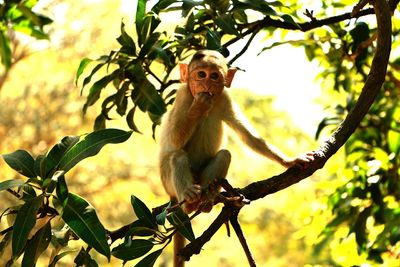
[{"x1": 159, "y1": 50, "x2": 314, "y2": 214}]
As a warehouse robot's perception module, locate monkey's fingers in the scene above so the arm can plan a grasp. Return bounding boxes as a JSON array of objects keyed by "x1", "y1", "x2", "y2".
[{"x1": 184, "y1": 185, "x2": 202, "y2": 203}]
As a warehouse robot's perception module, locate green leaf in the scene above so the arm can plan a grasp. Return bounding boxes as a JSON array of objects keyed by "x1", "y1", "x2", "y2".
[
  {"x1": 62, "y1": 193, "x2": 110, "y2": 259},
  {"x1": 12, "y1": 23, "x2": 48, "y2": 39},
  {"x1": 117, "y1": 22, "x2": 136, "y2": 52},
  {"x1": 2, "y1": 150, "x2": 36, "y2": 178},
  {"x1": 46, "y1": 136, "x2": 80, "y2": 176},
  {"x1": 58, "y1": 129, "x2": 132, "y2": 173},
  {"x1": 0, "y1": 30, "x2": 12, "y2": 69},
  {"x1": 134, "y1": 249, "x2": 163, "y2": 267},
  {"x1": 152, "y1": 0, "x2": 177, "y2": 13},
  {"x1": 281, "y1": 14, "x2": 300, "y2": 29},
  {"x1": 49, "y1": 250, "x2": 78, "y2": 267},
  {"x1": 83, "y1": 70, "x2": 119, "y2": 113},
  {"x1": 215, "y1": 14, "x2": 239, "y2": 35},
  {"x1": 131, "y1": 195, "x2": 157, "y2": 229},
  {"x1": 112, "y1": 239, "x2": 154, "y2": 261},
  {"x1": 138, "y1": 32, "x2": 161, "y2": 58},
  {"x1": 56, "y1": 171, "x2": 68, "y2": 204},
  {"x1": 34, "y1": 155, "x2": 47, "y2": 179},
  {"x1": 12, "y1": 195, "x2": 44, "y2": 258},
  {"x1": 155, "y1": 204, "x2": 170, "y2": 225},
  {"x1": 80, "y1": 61, "x2": 107, "y2": 93},
  {"x1": 206, "y1": 29, "x2": 221, "y2": 50},
  {"x1": 126, "y1": 106, "x2": 142, "y2": 133},
  {"x1": 167, "y1": 208, "x2": 195, "y2": 242},
  {"x1": 75, "y1": 58, "x2": 93, "y2": 86},
  {"x1": 136, "y1": 0, "x2": 147, "y2": 46},
  {"x1": 388, "y1": 130, "x2": 400, "y2": 154},
  {"x1": 74, "y1": 247, "x2": 99, "y2": 267},
  {"x1": 21, "y1": 222, "x2": 51, "y2": 267},
  {"x1": 0, "y1": 179, "x2": 25, "y2": 191}
]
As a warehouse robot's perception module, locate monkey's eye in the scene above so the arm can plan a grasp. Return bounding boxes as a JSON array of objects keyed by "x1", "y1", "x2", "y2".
[
  {"x1": 210, "y1": 72, "x2": 219, "y2": 81},
  {"x1": 197, "y1": 71, "x2": 206, "y2": 79}
]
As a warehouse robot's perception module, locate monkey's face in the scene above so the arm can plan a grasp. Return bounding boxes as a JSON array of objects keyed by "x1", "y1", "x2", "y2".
[{"x1": 188, "y1": 65, "x2": 226, "y2": 97}]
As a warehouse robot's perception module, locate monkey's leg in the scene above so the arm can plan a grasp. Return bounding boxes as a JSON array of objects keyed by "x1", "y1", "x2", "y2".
[
  {"x1": 199, "y1": 149, "x2": 231, "y2": 212},
  {"x1": 170, "y1": 150, "x2": 201, "y2": 213}
]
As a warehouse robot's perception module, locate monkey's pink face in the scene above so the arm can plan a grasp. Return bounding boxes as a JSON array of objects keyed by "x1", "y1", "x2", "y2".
[{"x1": 188, "y1": 66, "x2": 226, "y2": 97}]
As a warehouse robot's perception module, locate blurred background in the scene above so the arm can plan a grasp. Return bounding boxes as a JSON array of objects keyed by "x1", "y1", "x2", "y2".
[{"x1": 0, "y1": 0, "x2": 397, "y2": 266}]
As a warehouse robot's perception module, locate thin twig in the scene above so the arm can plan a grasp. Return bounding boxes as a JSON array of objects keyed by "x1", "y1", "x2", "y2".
[{"x1": 230, "y1": 212, "x2": 257, "y2": 267}]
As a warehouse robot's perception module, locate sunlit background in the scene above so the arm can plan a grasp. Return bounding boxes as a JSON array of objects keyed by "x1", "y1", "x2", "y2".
[{"x1": 0, "y1": 0, "x2": 390, "y2": 266}]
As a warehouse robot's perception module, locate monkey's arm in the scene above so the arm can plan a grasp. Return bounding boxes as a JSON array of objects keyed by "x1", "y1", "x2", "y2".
[
  {"x1": 223, "y1": 96, "x2": 297, "y2": 167},
  {"x1": 168, "y1": 88, "x2": 212, "y2": 149}
]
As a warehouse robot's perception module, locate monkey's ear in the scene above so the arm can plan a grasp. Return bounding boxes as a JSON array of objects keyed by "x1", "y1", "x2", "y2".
[
  {"x1": 179, "y1": 63, "x2": 189, "y2": 83},
  {"x1": 225, "y1": 68, "x2": 237, "y2": 88}
]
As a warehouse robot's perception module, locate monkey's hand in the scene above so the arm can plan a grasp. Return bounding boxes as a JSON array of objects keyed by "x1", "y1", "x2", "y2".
[
  {"x1": 190, "y1": 92, "x2": 213, "y2": 115},
  {"x1": 283, "y1": 152, "x2": 315, "y2": 169},
  {"x1": 180, "y1": 184, "x2": 202, "y2": 213}
]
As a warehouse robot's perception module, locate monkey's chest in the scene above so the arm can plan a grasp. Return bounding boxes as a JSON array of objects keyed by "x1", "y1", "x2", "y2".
[{"x1": 184, "y1": 118, "x2": 224, "y2": 168}]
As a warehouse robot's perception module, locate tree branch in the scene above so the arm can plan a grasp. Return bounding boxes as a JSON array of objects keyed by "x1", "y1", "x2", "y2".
[{"x1": 180, "y1": 0, "x2": 392, "y2": 262}]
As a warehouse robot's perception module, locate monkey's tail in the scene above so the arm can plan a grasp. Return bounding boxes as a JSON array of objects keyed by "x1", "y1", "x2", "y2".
[{"x1": 174, "y1": 232, "x2": 186, "y2": 267}]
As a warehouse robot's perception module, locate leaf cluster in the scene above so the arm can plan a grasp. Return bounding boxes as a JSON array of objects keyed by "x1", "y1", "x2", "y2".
[
  {"x1": 313, "y1": 19, "x2": 400, "y2": 263},
  {"x1": 0, "y1": 129, "x2": 133, "y2": 266},
  {"x1": 0, "y1": 0, "x2": 52, "y2": 70},
  {"x1": 77, "y1": 0, "x2": 300, "y2": 134}
]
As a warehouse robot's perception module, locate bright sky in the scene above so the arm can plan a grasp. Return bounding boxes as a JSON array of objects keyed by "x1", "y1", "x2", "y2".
[{"x1": 231, "y1": 41, "x2": 325, "y2": 136}]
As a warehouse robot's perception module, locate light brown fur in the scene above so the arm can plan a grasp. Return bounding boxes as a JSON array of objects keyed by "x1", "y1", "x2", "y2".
[{"x1": 159, "y1": 50, "x2": 313, "y2": 266}]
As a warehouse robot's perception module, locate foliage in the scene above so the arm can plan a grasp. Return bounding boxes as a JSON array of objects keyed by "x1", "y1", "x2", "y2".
[
  {"x1": 311, "y1": 16, "x2": 400, "y2": 263},
  {"x1": 0, "y1": 129, "x2": 131, "y2": 264},
  {"x1": 0, "y1": 128, "x2": 199, "y2": 266},
  {"x1": 0, "y1": 0, "x2": 52, "y2": 70},
  {"x1": 76, "y1": 0, "x2": 300, "y2": 134}
]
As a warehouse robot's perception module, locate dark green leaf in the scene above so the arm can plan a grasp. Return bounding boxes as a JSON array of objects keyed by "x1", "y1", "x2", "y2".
[
  {"x1": 56, "y1": 171, "x2": 68, "y2": 204},
  {"x1": 0, "y1": 179, "x2": 25, "y2": 191},
  {"x1": 94, "y1": 114, "x2": 107, "y2": 131},
  {"x1": 112, "y1": 239, "x2": 154, "y2": 261},
  {"x1": 46, "y1": 136, "x2": 80, "y2": 176},
  {"x1": 115, "y1": 82, "x2": 129, "y2": 116},
  {"x1": 49, "y1": 250, "x2": 78, "y2": 267},
  {"x1": 281, "y1": 14, "x2": 300, "y2": 29},
  {"x1": 74, "y1": 247, "x2": 99, "y2": 267},
  {"x1": 155, "y1": 205, "x2": 170, "y2": 225},
  {"x1": 0, "y1": 30, "x2": 12, "y2": 69},
  {"x1": 58, "y1": 129, "x2": 132, "y2": 173},
  {"x1": 2, "y1": 150, "x2": 36, "y2": 178},
  {"x1": 117, "y1": 22, "x2": 136, "y2": 52},
  {"x1": 206, "y1": 29, "x2": 221, "y2": 50},
  {"x1": 136, "y1": 0, "x2": 147, "y2": 46},
  {"x1": 12, "y1": 195, "x2": 44, "y2": 258},
  {"x1": 83, "y1": 70, "x2": 119, "y2": 113},
  {"x1": 131, "y1": 195, "x2": 157, "y2": 229},
  {"x1": 215, "y1": 15, "x2": 239, "y2": 35},
  {"x1": 62, "y1": 193, "x2": 110, "y2": 259},
  {"x1": 21, "y1": 222, "x2": 51, "y2": 267},
  {"x1": 138, "y1": 32, "x2": 161, "y2": 58},
  {"x1": 34, "y1": 155, "x2": 47, "y2": 179},
  {"x1": 80, "y1": 61, "x2": 107, "y2": 93},
  {"x1": 152, "y1": 0, "x2": 177, "y2": 13},
  {"x1": 76, "y1": 58, "x2": 93, "y2": 86},
  {"x1": 134, "y1": 249, "x2": 163, "y2": 267},
  {"x1": 167, "y1": 208, "x2": 195, "y2": 242},
  {"x1": 126, "y1": 106, "x2": 142, "y2": 133}
]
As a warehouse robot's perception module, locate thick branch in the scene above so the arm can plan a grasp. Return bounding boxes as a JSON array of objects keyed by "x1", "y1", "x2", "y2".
[
  {"x1": 225, "y1": 0, "x2": 399, "y2": 49},
  {"x1": 181, "y1": 0, "x2": 392, "y2": 261}
]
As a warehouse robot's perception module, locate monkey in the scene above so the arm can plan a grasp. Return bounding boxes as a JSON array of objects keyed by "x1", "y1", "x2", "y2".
[{"x1": 158, "y1": 50, "x2": 314, "y2": 266}]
